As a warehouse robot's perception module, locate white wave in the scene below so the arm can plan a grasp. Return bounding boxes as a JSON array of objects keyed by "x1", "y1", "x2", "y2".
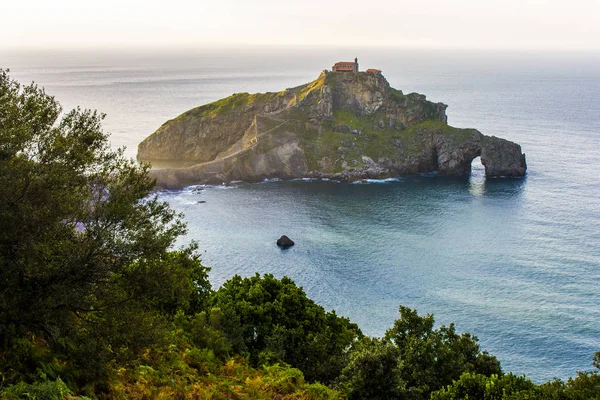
[
  {"x1": 351, "y1": 178, "x2": 402, "y2": 184},
  {"x1": 260, "y1": 178, "x2": 282, "y2": 183}
]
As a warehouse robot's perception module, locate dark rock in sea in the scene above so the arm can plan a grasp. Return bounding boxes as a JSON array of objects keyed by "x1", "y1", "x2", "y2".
[{"x1": 277, "y1": 235, "x2": 295, "y2": 248}]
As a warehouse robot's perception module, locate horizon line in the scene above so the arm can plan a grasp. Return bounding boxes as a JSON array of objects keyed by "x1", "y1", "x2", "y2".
[{"x1": 2, "y1": 43, "x2": 600, "y2": 54}]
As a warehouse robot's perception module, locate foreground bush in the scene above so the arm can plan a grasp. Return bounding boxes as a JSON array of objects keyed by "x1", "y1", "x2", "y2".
[
  {"x1": 210, "y1": 273, "x2": 361, "y2": 383},
  {"x1": 339, "y1": 306, "x2": 502, "y2": 400},
  {"x1": 1, "y1": 378, "x2": 76, "y2": 400},
  {"x1": 108, "y1": 344, "x2": 342, "y2": 400},
  {"x1": 0, "y1": 69, "x2": 210, "y2": 395}
]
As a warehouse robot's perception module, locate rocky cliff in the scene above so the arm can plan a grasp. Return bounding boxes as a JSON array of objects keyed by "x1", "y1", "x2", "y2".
[{"x1": 138, "y1": 71, "x2": 526, "y2": 189}]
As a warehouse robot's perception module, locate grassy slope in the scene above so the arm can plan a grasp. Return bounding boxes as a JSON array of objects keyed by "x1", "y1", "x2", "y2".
[
  {"x1": 295, "y1": 72, "x2": 327, "y2": 102},
  {"x1": 166, "y1": 90, "x2": 288, "y2": 124},
  {"x1": 110, "y1": 351, "x2": 341, "y2": 400},
  {"x1": 183, "y1": 72, "x2": 327, "y2": 121},
  {"x1": 298, "y1": 112, "x2": 477, "y2": 173}
]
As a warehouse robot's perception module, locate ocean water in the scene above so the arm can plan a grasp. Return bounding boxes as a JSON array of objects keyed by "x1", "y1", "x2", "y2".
[{"x1": 3, "y1": 48, "x2": 600, "y2": 382}]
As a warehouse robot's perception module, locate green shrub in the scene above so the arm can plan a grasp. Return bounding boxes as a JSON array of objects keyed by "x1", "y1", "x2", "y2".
[
  {"x1": 1, "y1": 378, "x2": 74, "y2": 400},
  {"x1": 210, "y1": 273, "x2": 361, "y2": 383}
]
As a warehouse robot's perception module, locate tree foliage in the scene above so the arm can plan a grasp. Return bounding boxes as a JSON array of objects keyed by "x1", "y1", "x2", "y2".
[
  {"x1": 430, "y1": 351, "x2": 600, "y2": 400},
  {"x1": 430, "y1": 373, "x2": 536, "y2": 400},
  {"x1": 339, "y1": 337, "x2": 405, "y2": 399},
  {"x1": 385, "y1": 306, "x2": 502, "y2": 399},
  {"x1": 210, "y1": 273, "x2": 361, "y2": 383},
  {"x1": 431, "y1": 367, "x2": 600, "y2": 400},
  {"x1": 338, "y1": 306, "x2": 502, "y2": 400},
  {"x1": 0, "y1": 69, "x2": 211, "y2": 391}
]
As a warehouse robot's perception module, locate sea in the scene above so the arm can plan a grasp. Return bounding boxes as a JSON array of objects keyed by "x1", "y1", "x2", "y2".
[{"x1": 3, "y1": 47, "x2": 600, "y2": 382}]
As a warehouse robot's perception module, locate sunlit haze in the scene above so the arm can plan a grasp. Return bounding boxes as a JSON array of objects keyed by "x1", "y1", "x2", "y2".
[{"x1": 2, "y1": 0, "x2": 599, "y2": 50}]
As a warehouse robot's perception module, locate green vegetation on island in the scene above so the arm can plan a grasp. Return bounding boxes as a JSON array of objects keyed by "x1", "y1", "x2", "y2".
[{"x1": 0, "y1": 71, "x2": 596, "y2": 399}]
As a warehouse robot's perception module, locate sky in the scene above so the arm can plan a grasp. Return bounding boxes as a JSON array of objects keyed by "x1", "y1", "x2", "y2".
[{"x1": 1, "y1": 0, "x2": 599, "y2": 50}]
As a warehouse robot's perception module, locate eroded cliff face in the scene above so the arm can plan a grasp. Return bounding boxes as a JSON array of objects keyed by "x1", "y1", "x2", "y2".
[{"x1": 138, "y1": 71, "x2": 526, "y2": 189}]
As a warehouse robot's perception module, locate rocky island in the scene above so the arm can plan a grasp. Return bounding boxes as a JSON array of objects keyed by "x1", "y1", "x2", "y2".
[{"x1": 138, "y1": 64, "x2": 526, "y2": 189}]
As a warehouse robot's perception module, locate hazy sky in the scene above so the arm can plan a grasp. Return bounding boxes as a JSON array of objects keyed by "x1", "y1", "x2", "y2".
[{"x1": 2, "y1": 0, "x2": 599, "y2": 50}]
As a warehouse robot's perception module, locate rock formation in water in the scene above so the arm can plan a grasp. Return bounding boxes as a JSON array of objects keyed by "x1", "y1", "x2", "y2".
[
  {"x1": 137, "y1": 70, "x2": 526, "y2": 188},
  {"x1": 276, "y1": 235, "x2": 295, "y2": 248}
]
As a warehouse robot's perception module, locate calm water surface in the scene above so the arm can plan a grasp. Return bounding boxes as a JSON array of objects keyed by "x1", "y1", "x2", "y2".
[{"x1": 3, "y1": 48, "x2": 600, "y2": 381}]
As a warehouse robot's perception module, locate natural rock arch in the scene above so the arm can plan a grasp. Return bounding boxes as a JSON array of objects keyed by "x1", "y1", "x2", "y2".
[{"x1": 433, "y1": 131, "x2": 526, "y2": 178}]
